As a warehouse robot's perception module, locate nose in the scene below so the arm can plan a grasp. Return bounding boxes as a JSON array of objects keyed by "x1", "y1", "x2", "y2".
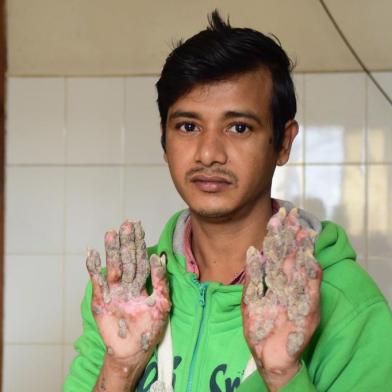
[{"x1": 194, "y1": 127, "x2": 228, "y2": 167}]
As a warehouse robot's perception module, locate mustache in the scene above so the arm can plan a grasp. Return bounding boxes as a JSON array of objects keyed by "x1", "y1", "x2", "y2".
[{"x1": 185, "y1": 165, "x2": 238, "y2": 184}]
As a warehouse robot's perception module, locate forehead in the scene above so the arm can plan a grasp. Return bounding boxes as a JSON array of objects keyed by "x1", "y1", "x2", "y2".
[{"x1": 169, "y1": 68, "x2": 273, "y2": 115}]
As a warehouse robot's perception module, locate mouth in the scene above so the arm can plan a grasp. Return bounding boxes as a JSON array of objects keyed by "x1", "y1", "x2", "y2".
[{"x1": 190, "y1": 174, "x2": 232, "y2": 192}]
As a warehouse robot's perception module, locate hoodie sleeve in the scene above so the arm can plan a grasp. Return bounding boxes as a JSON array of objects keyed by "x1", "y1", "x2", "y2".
[
  {"x1": 237, "y1": 298, "x2": 392, "y2": 391},
  {"x1": 238, "y1": 360, "x2": 316, "y2": 392},
  {"x1": 63, "y1": 281, "x2": 105, "y2": 392},
  {"x1": 238, "y1": 220, "x2": 392, "y2": 391}
]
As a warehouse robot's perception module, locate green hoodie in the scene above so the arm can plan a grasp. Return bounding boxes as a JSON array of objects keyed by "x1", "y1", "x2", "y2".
[{"x1": 64, "y1": 206, "x2": 392, "y2": 391}]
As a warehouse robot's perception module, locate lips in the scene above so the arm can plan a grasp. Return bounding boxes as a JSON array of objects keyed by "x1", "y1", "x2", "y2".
[{"x1": 190, "y1": 174, "x2": 232, "y2": 192}]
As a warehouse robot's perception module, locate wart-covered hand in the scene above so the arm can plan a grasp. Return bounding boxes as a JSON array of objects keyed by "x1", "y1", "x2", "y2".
[
  {"x1": 241, "y1": 207, "x2": 322, "y2": 391},
  {"x1": 86, "y1": 220, "x2": 171, "y2": 391}
]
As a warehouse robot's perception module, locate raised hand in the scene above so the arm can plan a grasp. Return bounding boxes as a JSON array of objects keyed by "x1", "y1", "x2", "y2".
[
  {"x1": 86, "y1": 220, "x2": 171, "y2": 391},
  {"x1": 242, "y1": 207, "x2": 322, "y2": 388}
]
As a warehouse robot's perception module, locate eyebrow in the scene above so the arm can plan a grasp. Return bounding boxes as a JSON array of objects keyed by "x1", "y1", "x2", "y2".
[
  {"x1": 224, "y1": 111, "x2": 263, "y2": 126},
  {"x1": 168, "y1": 110, "x2": 264, "y2": 126},
  {"x1": 168, "y1": 111, "x2": 202, "y2": 122}
]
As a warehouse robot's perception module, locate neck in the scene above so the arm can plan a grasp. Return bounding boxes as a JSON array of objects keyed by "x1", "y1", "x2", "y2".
[{"x1": 189, "y1": 197, "x2": 274, "y2": 284}]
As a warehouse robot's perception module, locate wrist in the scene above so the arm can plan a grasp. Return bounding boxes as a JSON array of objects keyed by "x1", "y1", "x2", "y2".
[
  {"x1": 94, "y1": 354, "x2": 149, "y2": 392},
  {"x1": 104, "y1": 352, "x2": 147, "y2": 378},
  {"x1": 258, "y1": 361, "x2": 301, "y2": 391}
]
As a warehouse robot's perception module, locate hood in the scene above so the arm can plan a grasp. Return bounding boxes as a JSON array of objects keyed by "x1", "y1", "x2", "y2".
[
  {"x1": 273, "y1": 199, "x2": 357, "y2": 270},
  {"x1": 158, "y1": 198, "x2": 356, "y2": 272}
]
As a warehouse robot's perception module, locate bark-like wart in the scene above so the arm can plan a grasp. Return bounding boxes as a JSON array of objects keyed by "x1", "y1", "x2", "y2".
[
  {"x1": 141, "y1": 331, "x2": 152, "y2": 351},
  {"x1": 145, "y1": 295, "x2": 156, "y2": 307},
  {"x1": 118, "y1": 318, "x2": 128, "y2": 339},
  {"x1": 120, "y1": 220, "x2": 137, "y2": 285},
  {"x1": 129, "y1": 221, "x2": 150, "y2": 297},
  {"x1": 243, "y1": 246, "x2": 265, "y2": 305},
  {"x1": 86, "y1": 248, "x2": 101, "y2": 275},
  {"x1": 92, "y1": 305, "x2": 102, "y2": 315},
  {"x1": 245, "y1": 207, "x2": 319, "y2": 356},
  {"x1": 100, "y1": 377, "x2": 107, "y2": 391}
]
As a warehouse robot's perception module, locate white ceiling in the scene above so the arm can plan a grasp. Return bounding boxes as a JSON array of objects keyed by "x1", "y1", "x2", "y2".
[{"x1": 6, "y1": 0, "x2": 392, "y2": 76}]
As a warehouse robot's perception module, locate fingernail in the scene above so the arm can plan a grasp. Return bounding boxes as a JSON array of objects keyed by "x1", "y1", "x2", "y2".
[
  {"x1": 246, "y1": 246, "x2": 258, "y2": 260},
  {"x1": 150, "y1": 254, "x2": 160, "y2": 266},
  {"x1": 279, "y1": 207, "x2": 287, "y2": 217}
]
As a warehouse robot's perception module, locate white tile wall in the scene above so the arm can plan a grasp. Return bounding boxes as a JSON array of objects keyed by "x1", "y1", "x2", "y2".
[
  {"x1": 5, "y1": 73, "x2": 392, "y2": 391},
  {"x1": 304, "y1": 73, "x2": 366, "y2": 163},
  {"x1": 5, "y1": 166, "x2": 65, "y2": 254},
  {"x1": 63, "y1": 345, "x2": 78, "y2": 379},
  {"x1": 368, "y1": 73, "x2": 392, "y2": 163},
  {"x1": 66, "y1": 78, "x2": 124, "y2": 164},
  {"x1": 64, "y1": 254, "x2": 88, "y2": 344},
  {"x1": 272, "y1": 165, "x2": 303, "y2": 207},
  {"x1": 6, "y1": 78, "x2": 66, "y2": 164},
  {"x1": 65, "y1": 166, "x2": 124, "y2": 255},
  {"x1": 5, "y1": 255, "x2": 63, "y2": 343},
  {"x1": 125, "y1": 77, "x2": 164, "y2": 164},
  {"x1": 124, "y1": 166, "x2": 186, "y2": 245},
  {"x1": 3, "y1": 345, "x2": 63, "y2": 392},
  {"x1": 368, "y1": 165, "x2": 392, "y2": 259},
  {"x1": 304, "y1": 165, "x2": 366, "y2": 259},
  {"x1": 367, "y1": 258, "x2": 392, "y2": 303},
  {"x1": 291, "y1": 74, "x2": 304, "y2": 164}
]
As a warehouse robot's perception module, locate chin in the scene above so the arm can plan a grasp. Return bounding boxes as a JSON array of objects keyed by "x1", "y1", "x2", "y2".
[{"x1": 190, "y1": 205, "x2": 236, "y2": 220}]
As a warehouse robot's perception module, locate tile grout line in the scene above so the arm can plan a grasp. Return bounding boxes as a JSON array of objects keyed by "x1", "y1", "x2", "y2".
[
  {"x1": 364, "y1": 75, "x2": 369, "y2": 271},
  {"x1": 121, "y1": 77, "x2": 127, "y2": 219},
  {"x1": 302, "y1": 74, "x2": 306, "y2": 208},
  {"x1": 61, "y1": 76, "x2": 68, "y2": 379}
]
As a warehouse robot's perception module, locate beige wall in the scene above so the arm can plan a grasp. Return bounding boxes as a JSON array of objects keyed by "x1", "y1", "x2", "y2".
[{"x1": 6, "y1": 0, "x2": 392, "y2": 76}]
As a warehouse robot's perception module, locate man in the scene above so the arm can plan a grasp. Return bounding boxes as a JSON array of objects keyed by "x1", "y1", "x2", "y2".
[{"x1": 64, "y1": 11, "x2": 392, "y2": 392}]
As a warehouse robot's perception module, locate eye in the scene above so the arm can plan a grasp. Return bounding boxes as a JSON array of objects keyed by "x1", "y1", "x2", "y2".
[
  {"x1": 175, "y1": 122, "x2": 198, "y2": 133},
  {"x1": 227, "y1": 123, "x2": 251, "y2": 134}
]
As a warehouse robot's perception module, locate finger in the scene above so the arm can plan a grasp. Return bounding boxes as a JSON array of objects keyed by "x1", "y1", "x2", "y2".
[
  {"x1": 131, "y1": 221, "x2": 150, "y2": 296},
  {"x1": 245, "y1": 290, "x2": 280, "y2": 343},
  {"x1": 147, "y1": 253, "x2": 171, "y2": 316},
  {"x1": 243, "y1": 246, "x2": 265, "y2": 304},
  {"x1": 307, "y1": 262, "x2": 323, "y2": 305},
  {"x1": 264, "y1": 207, "x2": 292, "y2": 264},
  {"x1": 119, "y1": 220, "x2": 136, "y2": 285},
  {"x1": 286, "y1": 207, "x2": 300, "y2": 231},
  {"x1": 105, "y1": 229, "x2": 122, "y2": 285},
  {"x1": 86, "y1": 248, "x2": 110, "y2": 304},
  {"x1": 150, "y1": 253, "x2": 169, "y2": 299},
  {"x1": 301, "y1": 248, "x2": 320, "y2": 279},
  {"x1": 286, "y1": 252, "x2": 321, "y2": 324},
  {"x1": 266, "y1": 206, "x2": 286, "y2": 234}
]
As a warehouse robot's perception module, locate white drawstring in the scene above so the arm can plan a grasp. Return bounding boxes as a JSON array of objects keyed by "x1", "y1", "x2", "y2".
[
  {"x1": 150, "y1": 320, "x2": 174, "y2": 391},
  {"x1": 242, "y1": 357, "x2": 257, "y2": 380}
]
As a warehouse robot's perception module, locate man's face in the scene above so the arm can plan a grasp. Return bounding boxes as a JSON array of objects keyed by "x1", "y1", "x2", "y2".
[{"x1": 164, "y1": 68, "x2": 295, "y2": 220}]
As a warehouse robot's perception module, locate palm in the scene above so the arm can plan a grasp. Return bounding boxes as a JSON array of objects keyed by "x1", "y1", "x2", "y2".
[
  {"x1": 242, "y1": 207, "x2": 322, "y2": 372},
  {"x1": 86, "y1": 220, "x2": 170, "y2": 361}
]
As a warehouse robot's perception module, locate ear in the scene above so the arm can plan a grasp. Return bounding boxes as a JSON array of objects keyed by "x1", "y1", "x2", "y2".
[{"x1": 276, "y1": 120, "x2": 299, "y2": 166}]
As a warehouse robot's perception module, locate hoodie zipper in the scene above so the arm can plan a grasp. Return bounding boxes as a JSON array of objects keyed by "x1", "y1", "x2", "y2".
[{"x1": 186, "y1": 277, "x2": 209, "y2": 392}]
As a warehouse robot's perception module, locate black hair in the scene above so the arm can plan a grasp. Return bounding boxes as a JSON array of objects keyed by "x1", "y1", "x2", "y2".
[{"x1": 156, "y1": 10, "x2": 296, "y2": 152}]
